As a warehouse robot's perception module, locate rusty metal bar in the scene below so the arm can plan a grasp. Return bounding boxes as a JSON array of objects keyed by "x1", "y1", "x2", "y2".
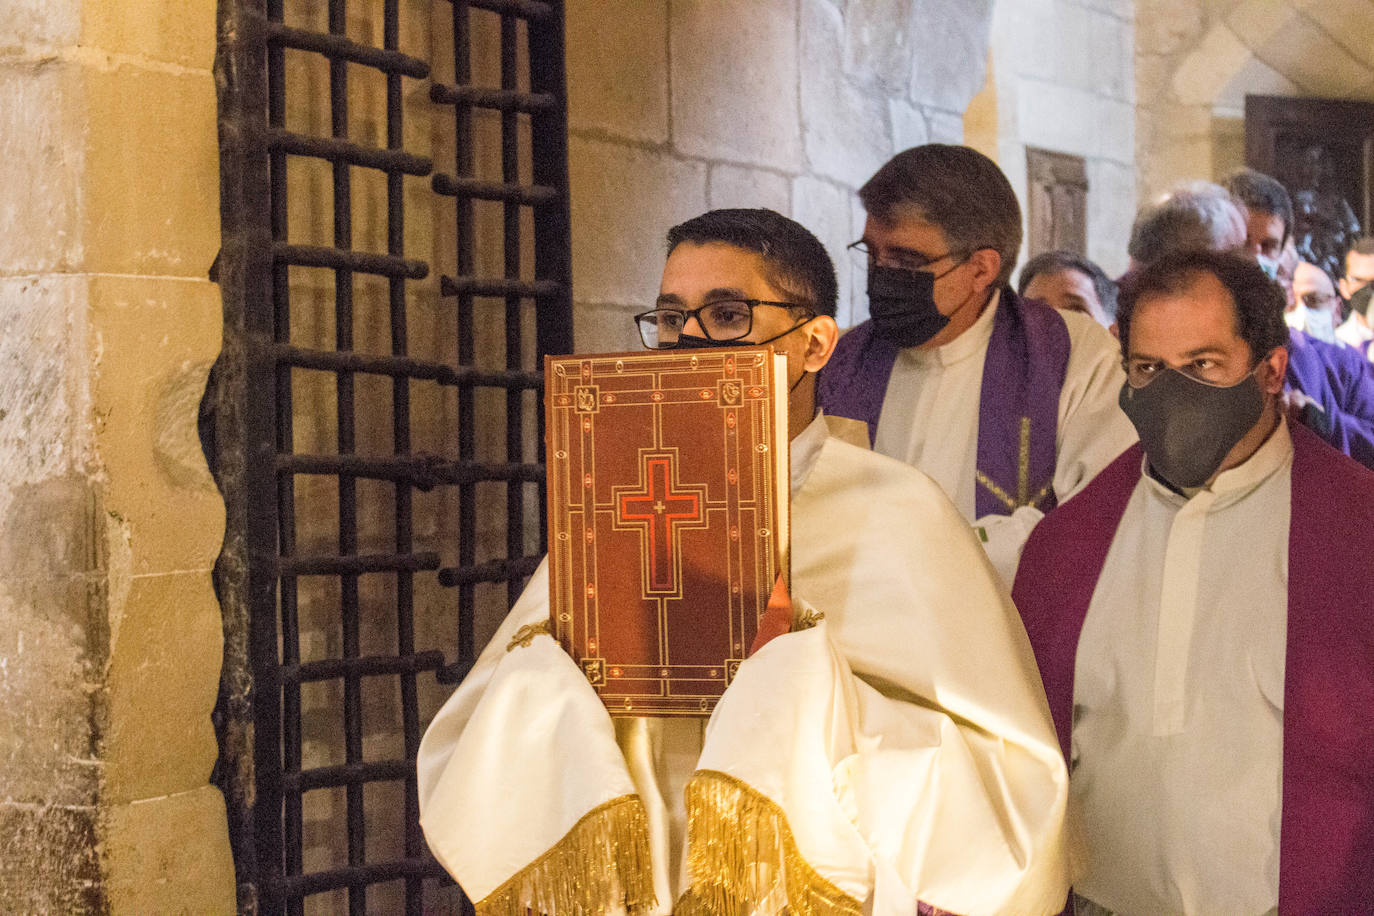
[
  {"x1": 281, "y1": 859, "x2": 449, "y2": 900},
  {"x1": 431, "y1": 173, "x2": 558, "y2": 205},
  {"x1": 277, "y1": 344, "x2": 541, "y2": 388},
  {"x1": 277, "y1": 552, "x2": 441, "y2": 577},
  {"x1": 275, "y1": 243, "x2": 428, "y2": 280},
  {"x1": 281, "y1": 650, "x2": 447, "y2": 684},
  {"x1": 265, "y1": 20, "x2": 429, "y2": 77},
  {"x1": 288, "y1": 760, "x2": 414, "y2": 791},
  {"x1": 267, "y1": 128, "x2": 432, "y2": 175},
  {"x1": 278, "y1": 454, "x2": 545, "y2": 488},
  {"x1": 429, "y1": 83, "x2": 556, "y2": 113},
  {"x1": 439, "y1": 274, "x2": 561, "y2": 299},
  {"x1": 436, "y1": 554, "x2": 543, "y2": 588},
  {"x1": 462, "y1": 0, "x2": 553, "y2": 21}
]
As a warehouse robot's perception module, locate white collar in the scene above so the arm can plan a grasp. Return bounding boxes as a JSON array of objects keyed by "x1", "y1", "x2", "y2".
[
  {"x1": 904, "y1": 289, "x2": 1000, "y2": 368},
  {"x1": 789, "y1": 412, "x2": 830, "y2": 497}
]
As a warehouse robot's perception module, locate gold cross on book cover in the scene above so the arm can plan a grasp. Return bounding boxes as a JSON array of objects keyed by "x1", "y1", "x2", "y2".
[{"x1": 544, "y1": 346, "x2": 790, "y2": 717}]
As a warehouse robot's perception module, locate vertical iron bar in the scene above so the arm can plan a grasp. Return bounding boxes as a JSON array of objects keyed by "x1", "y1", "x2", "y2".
[
  {"x1": 326, "y1": 1, "x2": 367, "y2": 913},
  {"x1": 453, "y1": 0, "x2": 478, "y2": 668},
  {"x1": 500, "y1": 14, "x2": 524, "y2": 605},
  {"x1": 266, "y1": 1, "x2": 303, "y2": 914},
  {"x1": 382, "y1": 2, "x2": 425, "y2": 914}
]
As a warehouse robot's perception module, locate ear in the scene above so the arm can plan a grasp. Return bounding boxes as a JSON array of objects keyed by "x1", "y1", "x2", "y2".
[
  {"x1": 1259, "y1": 345, "x2": 1288, "y2": 396},
  {"x1": 801, "y1": 316, "x2": 840, "y2": 373},
  {"x1": 965, "y1": 248, "x2": 1003, "y2": 294}
]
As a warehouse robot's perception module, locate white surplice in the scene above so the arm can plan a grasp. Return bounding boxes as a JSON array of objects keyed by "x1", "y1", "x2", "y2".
[
  {"x1": 1070, "y1": 419, "x2": 1293, "y2": 916},
  {"x1": 417, "y1": 415, "x2": 1073, "y2": 915},
  {"x1": 872, "y1": 293, "x2": 1137, "y2": 585},
  {"x1": 1335, "y1": 313, "x2": 1374, "y2": 361}
]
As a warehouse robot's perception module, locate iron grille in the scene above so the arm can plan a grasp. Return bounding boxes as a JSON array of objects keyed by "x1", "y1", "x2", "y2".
[{"x1": 212, "y1": 0, "x2": 572, "y2": 912}]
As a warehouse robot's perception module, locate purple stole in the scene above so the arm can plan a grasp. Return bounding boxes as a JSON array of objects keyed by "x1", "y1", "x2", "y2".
[
  {"x1": 816, "y1": 289, "x2": 1071, "y2": 517},
  {"x1": 1012, "y1": 423, "x2": 1374, "y2": 913}
]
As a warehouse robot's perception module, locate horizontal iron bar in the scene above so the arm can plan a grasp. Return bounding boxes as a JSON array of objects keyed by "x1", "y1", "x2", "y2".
[
  {"x1": 267, "y1": 128, "x2": 432, "y2": 176},
  {"x1": 431, "y1": 173, "x2": 558, "y2": 205},
  {"x1": 277, "y1": 552, "x2": 441, "y2": 577},
  {"x1": 437, "y1": 554, "x2": 542, "y2": 588},
  {"x1": 265, "y1": 22, "x2": 429, "y2": 78},
  {"x1": 445, "y1": 0, "x2": 554, "y2": 20},
  {"x1": 276, "y1": 344, "x2": 543, "y2": 388},
  {"x1": 275, "y1": 244, "x2": 429, "y2": 280},
  {"x1": 279, "y1": 454, "x2": 546, "y2": 488},
  {"x1": 278, "y1": 857, "x2": 448, "y2": 899},
  {"x1": 439, "y1": 275, "x2": 562, "y2": 299},
  {"x1": 286, "y1": 759, "x2": 411, "y2": 792},
  {"x1": 279, "y1": 651, "x2": 447, "y2": 684},
  {"x1": 429, "y1": 83, "x2": 557, "y2": 113}
]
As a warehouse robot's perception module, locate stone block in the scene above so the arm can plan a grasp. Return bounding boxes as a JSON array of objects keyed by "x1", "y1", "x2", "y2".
[
  {"x1": 88, "y1": 277, "x2": 224, "y2": 577},
  {"x1": 103, "y1": 785, "x2": 235, "y2": 915},
  {"x1": 0, "y1": 575, "x2": 102, "y2": 807},
  {"x1": 1086, "y1": 158, "x2": 1136, "y2": 278},
  {"x1": 567, "y1": 0, "x2": 669, "y2": 143},
  {"x1": 82, "y1": 64, "x2": 220, "y2": 278},
  {"x1": 1249, "y1": 14, "x2": 1374, "y2": 98},
  {"x1": 82, "y1": 0, "x2": 216, "y2": 70},
  {"x1": 1016, "y1": 81, "x2": 1096, "y2": 156},
  {"x1": 0, "y1": 0, "x2": 79, "y2": 47},
  {"x1": 792, "y1": 177, "x2": 857, "y2": 327},
  {"x1": 1224, "y1": 1, "x2": 1298, "y2": 57},
  {"x1": 568, "y1": 136, "x2": 707, "y2": 306},
  {"x1": 1088, "y1": 8, "x2": 1135, "y2": 102},
  {"x1": 1051, "y1": 2, "x2": 1097, "y2": 92},
  {"x1": 669, "y1": 0, "x2": 803, "y2": 170},
  {"x1": 0, "y1": 59, "x2": 84, "y2": 274},
  {"x1": 908, "y1": 0, "x2": 994, "y2": 115},
  {"x1": 843, "y1": 0, "x2": 918, "y2": 93},
  {"x1": 573, "y1": 301, "x2": 642, "y2": 354},
  {"x1": 800, "y1": 0, "x2": 893, "y2": 187},
  {"x1": 1214, "y1": 55, "x2": 1300, "y2": 116},
  {"x1": 926, "y1": 108, "x2": 965, "y2": 145},
  {"x1": 0, "y1": 801, "x2": 101, "y2": 913},
  {"x1": 1135, "y1": 0, "x2": 1205, "y2": 57},
  {"x1": 1170, "y1": 23, "x2": 1252, "y2": 106},
  {"x1": 1097, "y1": 97, "x2": 1135, "y2": 165},
  {"x1": 708, "y1": 164, "x2": 792, "y2": 215},
  {"x1": 1304, "y1": 0, "x2": 1374, "y2": 71},
  {"x1": 104, "y1": 570, "x2": 222, "y2": 805},
  {"x1": 890, "y1": 99, "x2": 931, "y2": 152}
]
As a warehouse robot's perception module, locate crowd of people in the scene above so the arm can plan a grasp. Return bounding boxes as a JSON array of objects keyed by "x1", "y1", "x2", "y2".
[{"x1": 416, "y1": 145, "x2": 1374, "y2": 915}]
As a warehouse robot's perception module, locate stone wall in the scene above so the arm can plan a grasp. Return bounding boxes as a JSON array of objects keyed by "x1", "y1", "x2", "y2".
[
  {"x1": 972, "y1": 0, "x2": 1137, "y2": 277},
  {"x1": 1136, "y1": 0, "x2": 1374, "y2": 202},
  {"x1": 565, "y1": 0, "x2": 995, "y2": 340},
  {"x1": 0, "y1": 0, "x2": 234, "y2": 911}
]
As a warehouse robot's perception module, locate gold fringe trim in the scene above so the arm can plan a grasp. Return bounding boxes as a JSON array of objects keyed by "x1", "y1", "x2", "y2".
[
  {"x1": 473, "y1": 794, "x2": 657, "y2": 916},
  {"x1": 506, "y1": 619, "x2": 551, "y2": 652},
  {"x1": 681, "y1": 770, "x2": 863, "y2": 916}
]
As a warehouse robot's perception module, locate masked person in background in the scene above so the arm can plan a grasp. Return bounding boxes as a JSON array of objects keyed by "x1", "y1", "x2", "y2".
[
  {"x1": 1013, "y1": 250, "x2": 1374, "y2": 916},
  {"x1": 1336, "y1": 236, "x2": 1374, "y2": 358},
  {"x1": 817, "y1": 145, "x2": 1136, "y2": 587}
]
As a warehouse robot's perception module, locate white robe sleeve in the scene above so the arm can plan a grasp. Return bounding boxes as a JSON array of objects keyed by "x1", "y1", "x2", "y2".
[{"x1": 1050, "y1": 310, "x2": 1138, "y2": 503}]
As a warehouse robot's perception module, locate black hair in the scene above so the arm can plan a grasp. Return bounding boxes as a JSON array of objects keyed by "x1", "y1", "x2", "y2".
[
  {"x1": 1344, "y1": 236, "x2": 1374, "y2": 270},
  {"x1": 665, "y1": 208, "x2": 838, "y2": 318},
  {"x1": 1225, "y1": 169, "x2": 1294, "y2": 242},
  {"x1": 858, "y1": 144, "x2": 1022, "y2": 288},
  {"x1": 1117, "y1": 249, "x2": 1290, "y2": 362},
  {"x1": 1017, "y1": 250, "x2": 1120, "y2": 319}
]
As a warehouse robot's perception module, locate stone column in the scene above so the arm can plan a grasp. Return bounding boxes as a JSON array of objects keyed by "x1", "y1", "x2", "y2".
[{"x1": 0, "y1": 0, "x2": 235, "y2": 911}]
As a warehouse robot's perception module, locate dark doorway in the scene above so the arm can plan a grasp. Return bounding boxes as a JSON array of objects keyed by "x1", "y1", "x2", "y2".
[
  {"x1": 210, "y1": 0, "x2": 573, "y2": 913},
  {"x1": 1245, "y1": 94, "x2": 1374, "y2": 279}
]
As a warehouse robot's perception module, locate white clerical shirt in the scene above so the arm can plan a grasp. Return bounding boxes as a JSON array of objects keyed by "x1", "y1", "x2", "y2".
[
  {"x1": 1335, "y1": 313, "x2": 1374, "y2": 361},
  {"x1": 1071, "y1": 418, "x2": 1292, "y2": 915},
  {"x1": 872, "y1": 292, "x2": 1137, "y2": 585}
]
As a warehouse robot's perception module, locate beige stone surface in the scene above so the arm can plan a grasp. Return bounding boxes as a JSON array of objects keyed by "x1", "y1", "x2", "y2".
[
  {"x1": 799, "y1": 0, "x2": 894, "y2": 187},
  {"x1": 1304, "y1": 0, "x2": 1374, "y2": 71},
  {"x1": 0, "y1": 801, "x2": 101, "y2": 913},
  {"x1": 82, "y1": 63, "x2": 219, "y2": 277},
  {"x1": 926, "y1": 109, "x2": 966, "y2": 145},
  {"x1": 842, "y1": 0, "x2": 917, "y2": 93},
  {"x1": 908, "y1": 0, "x2": 994, "y2": 114},
  {"x1": 669, "y1": 0, "x2": 803, "y2": 170},
  {"x1": 1250, "y1": 14, "x2": 1374, "y2": 97},
  {"x1": 103, "y1": 570, "x2": 222, "y2": 805},
  {"x1": 891, "y1": 99, "x2": 932, "y2": 152},
  {"x1": 792, "y1": 176, "x2": 856, "y2": 327},
  {"x1": 568, "y1": 135, "x2": 707, "y2": 306},
  {"x1": 1086, "y1": 158, "x2": 1137, "y2": 277},
  {"x1": 81, "y1": 0, "x2": 216, "y2": 68},
  {"x1": 574, "y1": 301, "x2": 643, "y2": 354},
  {"x1": 103, "y1": 785, "x2": 235, "y2": 915},
  {"x1": 0, "y1": 1, "x2": 80, "y2": 46},
  {"x1": 88, "y1": 276, "x2": 223, "y2": 577},
  {"x1": 708, "y1": 164, "x2": 792, "y2": 215},
  {"x1": 566, "y1": 0, "x2": 669, "y2": 143}
]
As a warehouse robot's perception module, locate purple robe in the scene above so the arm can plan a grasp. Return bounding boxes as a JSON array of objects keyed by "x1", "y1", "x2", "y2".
[
  {"x1": 817, "y1": 289, "x2": 1071, "y2": 518},
  {"x1": 1286, "y1": 328, "x2": 1374, "y2": 470},
  {"x1": 1012, "y1": 423, "x2": 1374, "y2": 913}
]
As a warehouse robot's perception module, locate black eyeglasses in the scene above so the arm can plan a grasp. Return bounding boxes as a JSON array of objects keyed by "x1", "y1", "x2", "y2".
[
  {"x1": 634, "y1": 299, "x2": 811, "y2": 349},
  {"x1": 846, "y1": 239, "x2": 964, "y2": 272}
]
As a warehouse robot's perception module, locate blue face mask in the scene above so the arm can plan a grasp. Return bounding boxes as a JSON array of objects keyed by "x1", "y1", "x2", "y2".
[{"x1": 1256, "y1": 254, "x2": 1279, "y2": 280}]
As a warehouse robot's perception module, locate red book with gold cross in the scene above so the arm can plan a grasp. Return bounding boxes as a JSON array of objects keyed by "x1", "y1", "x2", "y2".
[{"x1": 544, "y1": 346, "x2": 789, "y2": 717}]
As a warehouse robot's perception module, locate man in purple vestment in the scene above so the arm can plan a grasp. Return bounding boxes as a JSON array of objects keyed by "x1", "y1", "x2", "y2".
[
  {"x1": 1013, "y1": 250, "x2": 1374, "y2": 915},
  {"x1": 817, "y1": 145, "x2": 1135, "y2": 586}
]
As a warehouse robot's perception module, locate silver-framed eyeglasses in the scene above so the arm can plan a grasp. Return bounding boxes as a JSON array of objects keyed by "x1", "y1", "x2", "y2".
[{"x1": 634, "y1": 299, "x2": 812, "y2": 349}]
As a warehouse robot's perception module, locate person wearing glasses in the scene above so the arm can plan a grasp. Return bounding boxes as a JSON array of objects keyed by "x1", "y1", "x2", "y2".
[
  {"x1": 420, "y1": 209, "x2": 1075, "y2": 915},
  {"x1": 816, "y1": 145, "x2": 1136, "y2": 587},
  {"x1": 1013, "y1": 250, "x2": 1374, "y2": 916},
  {"x1": 1287, "y1": 260, "x2": 1341, "y2": 343}
]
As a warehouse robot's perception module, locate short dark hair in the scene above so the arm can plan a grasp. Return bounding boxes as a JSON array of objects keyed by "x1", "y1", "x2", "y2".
[
  {"x1": 1344, "y1": 236, "x2": 1374, "y2": 273},
  {"x1": 1017, "y1": 250, "x2": 1120, "y2": 319},
  {"x1": 859, "y1": 144, "x2": 1022, "y2": 288},
  {"x1": 1225, "y1": 169, "x2": 1294, "y2": 242},
  {"x1": 665, "y1": 208, "x2": 838, "y2": 318},
  {"x1": 1117, "y1": 249, "x2": 1290, "y2": 362},
  {"x1": 1127, "y1": 183, "x2": 1246, "y2": 264}
]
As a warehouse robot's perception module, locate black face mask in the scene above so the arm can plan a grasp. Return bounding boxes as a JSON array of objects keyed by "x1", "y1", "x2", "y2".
[
  {"x1": 1118, "y1": 368, "x2": 1265, "y2": 490},
  {"x1": 867, "y1": 264, "x2": 954, "y2": 348},
  {"x1": 1349, "y1": 284, "x2": 1373, "y2": 318}
]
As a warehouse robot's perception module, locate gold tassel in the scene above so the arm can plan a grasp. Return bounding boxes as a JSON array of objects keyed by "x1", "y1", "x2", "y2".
[
  {"x1": 473, "y1": 794, "x2": 657, "y2": 916},
  {"x1": 682, "y1": 770, "x2": 863, "y2": 916}
]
